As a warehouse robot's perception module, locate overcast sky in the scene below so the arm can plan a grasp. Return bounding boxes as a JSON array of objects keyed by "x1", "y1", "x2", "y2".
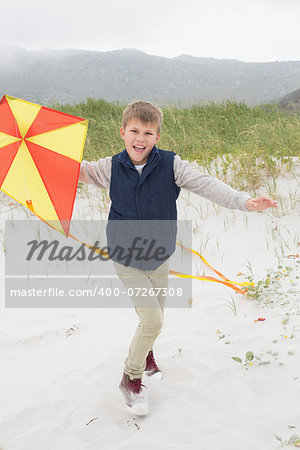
[{"x1": 1, "y1": 0, "x2": 299, "y2": 62}]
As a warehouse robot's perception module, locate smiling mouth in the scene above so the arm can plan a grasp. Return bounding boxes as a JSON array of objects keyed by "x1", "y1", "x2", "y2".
[{"x1": 133, "y1": 145, "x2": 146, "y2": 153}]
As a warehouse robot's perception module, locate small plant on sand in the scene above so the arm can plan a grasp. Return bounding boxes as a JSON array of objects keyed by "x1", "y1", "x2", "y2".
[
  {"x1": 217, "y1": 329, "x2": 231, "y2": 344},
  {"x1": 232, "y1": 351, "x2": 254, "y2": 368},
  {"x1": 226, "y1": 295, "x2": 238, "y2": 316},
  {"x1": 244, "y1": 260, "x2": 299, "y2": 306},
  {"x1": 273, "y1": 433, "x2": 300, "y2": 447},
  {"x1": 233, "y1": 349, "x2": 285, "y2": 368}
]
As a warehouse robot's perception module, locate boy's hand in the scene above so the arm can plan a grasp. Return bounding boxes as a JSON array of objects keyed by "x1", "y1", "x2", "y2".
[{"x1": 246, "y1": 196, "x2": 278, "y2": 211}]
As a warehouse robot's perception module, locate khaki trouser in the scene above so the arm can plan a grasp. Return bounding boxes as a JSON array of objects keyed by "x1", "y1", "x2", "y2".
[{"x1": 113, "y1": 260, "x2": 169, "y2": 380}]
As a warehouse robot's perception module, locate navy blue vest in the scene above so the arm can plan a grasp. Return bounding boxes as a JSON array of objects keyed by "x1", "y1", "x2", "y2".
[{"x1": 107, "y1": 146, "x2": 181, "y2": 270}]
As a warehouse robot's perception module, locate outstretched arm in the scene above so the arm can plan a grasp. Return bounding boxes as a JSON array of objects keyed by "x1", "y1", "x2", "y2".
[
  {"x1": 174, "y1": 155, "x2": 251, "y2": 210},
  {"x1": 174, "y1": 155, "x2": 277, "y2": 212},
  {"x1": 246, "y1": 196, "x2": 277, "y2": 211}
]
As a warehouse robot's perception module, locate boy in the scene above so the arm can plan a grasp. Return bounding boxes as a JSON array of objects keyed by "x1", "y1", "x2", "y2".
[{"x1": 79, "y1": 101, "x2": 277, "y2": 415}]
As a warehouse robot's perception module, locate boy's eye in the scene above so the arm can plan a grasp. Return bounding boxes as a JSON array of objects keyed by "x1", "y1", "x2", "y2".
[{"x1": 129, "y1": 129, "x2": 154, "y2": 135}]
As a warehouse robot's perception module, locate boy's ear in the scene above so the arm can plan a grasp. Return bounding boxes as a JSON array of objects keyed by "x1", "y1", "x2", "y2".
[
  {"x1": 155, "y1": 132, "x2": 161, "y2": 144},
  {"x1": 120, "y1": 127, "x2": 125, "y2": 140}
]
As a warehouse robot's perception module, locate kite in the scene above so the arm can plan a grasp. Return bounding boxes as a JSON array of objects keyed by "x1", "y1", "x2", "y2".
[{"x1": 0, "y1": 95, "x2": 88, "y2": 236}]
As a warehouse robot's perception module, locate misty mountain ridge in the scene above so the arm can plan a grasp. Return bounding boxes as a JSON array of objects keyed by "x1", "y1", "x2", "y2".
[
  {"x1": 276, "y1": 87, "x2": 300, "y2": 112},
  {"x1": 0, "y1": 46, "x2": 299, "y2": 106}
]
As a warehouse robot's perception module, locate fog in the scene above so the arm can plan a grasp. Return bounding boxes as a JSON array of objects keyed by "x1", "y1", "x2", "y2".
[{"x1": 0, "y1": 0, "x2": 299, "y2": 62}]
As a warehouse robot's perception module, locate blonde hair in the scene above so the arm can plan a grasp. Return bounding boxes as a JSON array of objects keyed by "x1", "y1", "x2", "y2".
[{"x1": 122, "y1": 101, "x2": 163, "y2": 133}]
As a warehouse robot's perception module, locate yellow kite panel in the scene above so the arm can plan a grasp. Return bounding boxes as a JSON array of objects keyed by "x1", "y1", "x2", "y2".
[
  {"x1": 6, "y1": 96, "x2": 41, "y2": 138},
  {"x1": 26, "y1": 121, "x2": 88, "y2": 162},
  {"x1": 0, "y1": 132, "x2": 21, "y2": 149},
  {"x1": 1, "y1": 141, "x2": 60, "y2": 223}
]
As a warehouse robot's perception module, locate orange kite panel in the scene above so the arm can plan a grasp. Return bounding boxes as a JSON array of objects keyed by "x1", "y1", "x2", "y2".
[
  {"x1": 0, "y1": 142, "x2": 20, "y2": 187},
  {"x1": 26, "y1": 141, "x2": 81, "y2": 236},
  {"x1": 25, "y1": 107, "x2": 85, "y2": 138},
  {"x1": 0, "y1": 97, "x2": 22, "y2": 138}
]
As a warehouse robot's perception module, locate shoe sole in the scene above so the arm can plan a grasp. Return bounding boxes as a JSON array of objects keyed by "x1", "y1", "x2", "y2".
[
  {"x1": 119, "y1": 388, "x2": 149, "y2": 416},
  {"x1": 124, "y1": 401, "x2": 149, "y2": 416},
  {"x1": 144, "y1": 370, "x2": 163, "y2": 380}
]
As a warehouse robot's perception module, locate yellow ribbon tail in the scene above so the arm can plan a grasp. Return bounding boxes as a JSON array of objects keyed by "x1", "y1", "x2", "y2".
[
  {"x1": 175, "y1": 241, "x2": 253, "y2": 294},
  {"x1": 169, "y1": 270, "x2": 249, "y2": 295},
  {"x1": 26, "y1": 199, "x2": 35, "y2": 213},
  {"x1": 65, "y1": 235, "x2": 252, "y2": 295}
]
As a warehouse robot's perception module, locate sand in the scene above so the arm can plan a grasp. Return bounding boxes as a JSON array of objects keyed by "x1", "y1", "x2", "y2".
[{"x1": 0, "y1": 161, "x2": 299, "y2": 450}]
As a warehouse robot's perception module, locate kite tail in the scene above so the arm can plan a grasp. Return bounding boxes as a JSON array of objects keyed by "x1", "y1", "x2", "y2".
[
  {"x1": 172, "y1": 241, "x2": 253, "y2": 295},
  {"x1": 67, "y1": 235, "x2": 253, "y2": 295}
]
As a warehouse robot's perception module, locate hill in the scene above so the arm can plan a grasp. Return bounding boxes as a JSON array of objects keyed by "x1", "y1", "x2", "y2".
[
  {"x1": 277, "y1": 88, "x2": 300, "y2": 111},
  {"x1": 0, "y1": 46, "x2": 299, "y2": 106}
]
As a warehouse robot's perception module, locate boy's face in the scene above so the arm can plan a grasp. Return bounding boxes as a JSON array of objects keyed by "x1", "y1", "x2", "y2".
[{"x1": 120, "y1": 119, "x2": 160, "y2": 165}]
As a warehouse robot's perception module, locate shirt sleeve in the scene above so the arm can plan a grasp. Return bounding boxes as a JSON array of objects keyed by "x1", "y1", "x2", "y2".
[
  {"x1": 173, "y1": 155, "x2": 252, "y2": 211},
  {"x1": 79, "y1": 156, "x2": 112, "y2": 190}
]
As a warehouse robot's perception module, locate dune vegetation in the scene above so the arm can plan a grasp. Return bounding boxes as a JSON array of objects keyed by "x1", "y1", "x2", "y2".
[{"x1": 55, "y1": 98, "x2": 300, "y2": 191}]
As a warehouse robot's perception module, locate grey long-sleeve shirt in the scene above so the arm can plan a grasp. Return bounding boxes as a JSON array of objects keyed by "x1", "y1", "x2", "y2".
[{"x1": 79, "y1": 155, "x2": 252, "y2": 211}]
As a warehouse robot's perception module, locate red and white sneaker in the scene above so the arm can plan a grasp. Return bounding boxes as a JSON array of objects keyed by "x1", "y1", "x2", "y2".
[
  {"x1": 144, "y1": 350, "x2": 163, "y2": 379},
  {"x1": 119, "y1": 373, "x2": 149, "y2": 416}
]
